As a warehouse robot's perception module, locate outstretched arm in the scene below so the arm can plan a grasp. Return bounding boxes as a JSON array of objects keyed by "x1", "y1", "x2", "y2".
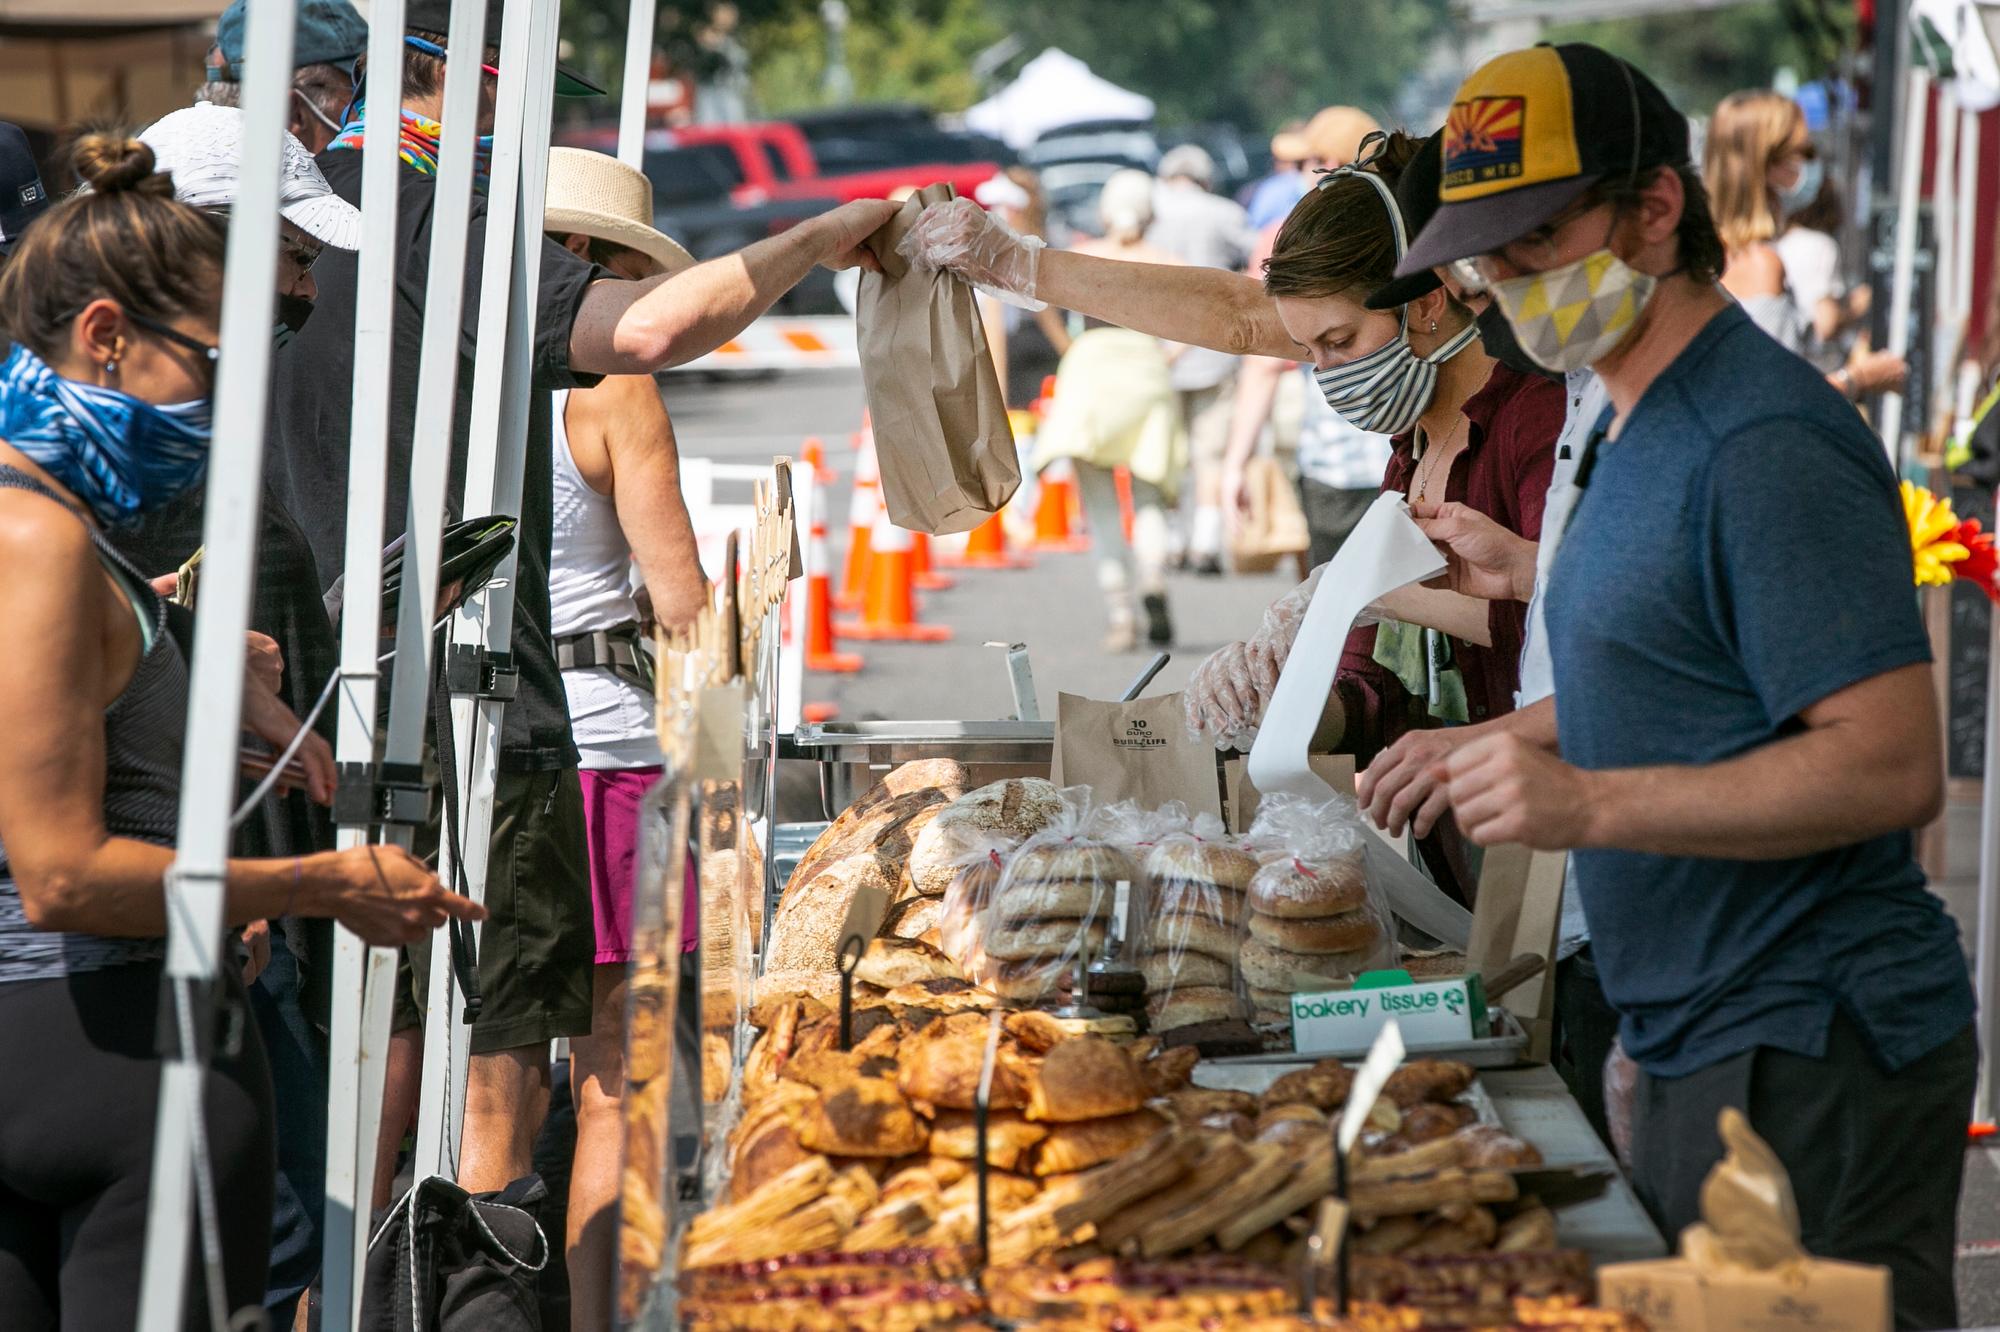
[
  {"x1": 568, "y1": 199, "x2": 902, "y2": 376},
  {"x1": 900, "y1": 198, "x2": 1300, "y2": 359}
]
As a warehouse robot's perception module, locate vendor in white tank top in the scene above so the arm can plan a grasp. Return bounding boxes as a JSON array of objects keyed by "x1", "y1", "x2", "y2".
[{"x1": 541, "y1": 147, "x2": 705, "y2": 1332}]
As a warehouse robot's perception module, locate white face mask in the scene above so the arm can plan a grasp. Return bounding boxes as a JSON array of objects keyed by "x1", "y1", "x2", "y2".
[
  {"x1": 1315, "y1": 311, "x2": 1480, "y2": 435},
  {"x1": 1308, "y1": 151, "x2": 1479, "y2": 435},
  {"x1": 1777, "y1": 154, "x2": 1822, "y2": 217},
  {"x1": 1487, "y1": 246, "x2": 1658, "y2": 375}
]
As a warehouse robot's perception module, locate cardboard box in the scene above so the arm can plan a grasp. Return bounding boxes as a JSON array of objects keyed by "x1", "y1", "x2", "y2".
[
  {"x1": 1290, "y1": 971, "x2": 1487, "y2": 1054},
  {"x1": 1598, "y1": 1258, "x2": 1891, "y2": 1332}
]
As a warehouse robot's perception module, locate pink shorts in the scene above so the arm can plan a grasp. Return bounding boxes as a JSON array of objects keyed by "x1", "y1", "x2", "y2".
[{"x1": 579, "y1": 766, "x2": 667, "y2": 965}]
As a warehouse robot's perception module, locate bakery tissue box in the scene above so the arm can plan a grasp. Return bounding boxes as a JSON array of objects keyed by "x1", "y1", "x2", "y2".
[
  {"x1": 1289, "y1": 970, "x2": 1485, "y2": 1055},
  {"x1": 1597, "y1": 1107, "x2": 1890, "y2": 1332}
]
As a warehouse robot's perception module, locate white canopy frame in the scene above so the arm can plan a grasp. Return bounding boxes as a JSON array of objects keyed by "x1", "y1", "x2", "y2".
[
  {"x1": 409, "y1": 0, "x2": 562, "y2": 1183},
  {"x1": 317, "y1": 0, "x2": 410, "y2": 1322},
  {"x1": 134, "y1": 0, "x2": 296, "y2": 1324}
]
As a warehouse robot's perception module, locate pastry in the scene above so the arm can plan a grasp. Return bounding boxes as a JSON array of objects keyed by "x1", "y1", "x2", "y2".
[
  {"x1": 924, "y1": 1109, "x2": 1050, "y2": 1172},
  {"x1": 1155, "y1": 1018, "x2": 1263, "y2": 1057},
  {"x1": 1259, "y1": 1058, "x2": 1355, "y2": 1112},
  {"x1": 1026, "y1": 1036, "x2": 1148, "y2": 1122},
  {"x1": 1145, "y1": 837, "x2": 1260, "y2": 894},
  {"x1": 1146, "y1": 985, "x2": 1246, "y2": 1030},
  {"x1": 1152, "y1": 1087, "x2": 1258, "y2": 1123},
  {"x1": 897, "y1": 1021, "x2": 1033, "y2": 1111},
  {"x1": 1142, "y1": 950, "x2": 1233, "y2": 991},
  {"x1": 1246, "y1": 849, "x2": 1370, "y2": 919},
  {"x1": 881, "y1": 894, "x2": 943, "y2": 944},
  {"x1": 1136, "y1": 1044, "x2": 1200, "y2": 1095},
  {"x1": 983, "y1": 918, "x2": 1108, "y2": 962},
  {"x1": 994, "y1": 878, "x2": 1109, "y2": 923},
  {"x1": 1382, "y1": 1059, "x2": 1476, "y2": 1108},
  {"x1": 793, "y1": 1081, "x2": 929, "y2": 1158},
  {"x1": 1031, "y1": 1109, "x2": 1169, "y2": 1175},
  {"x1": 1147, "y1": 913, "x2": 1241, "y2": 964},
  {"x1": 852, "y1": 937, "x2": 961, "y2": 990},
  {"x1": 1240, "y1": 936, "x2": 1378, "y2": 990},
  {"x1": 1246, "y1": 908, "x2": 1383, "y2": 956}
]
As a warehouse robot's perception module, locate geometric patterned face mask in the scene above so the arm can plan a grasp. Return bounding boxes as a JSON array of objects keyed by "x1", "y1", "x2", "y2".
[{"x1": 1488, "y1": 247, "x2": 1657, "y2": 375}]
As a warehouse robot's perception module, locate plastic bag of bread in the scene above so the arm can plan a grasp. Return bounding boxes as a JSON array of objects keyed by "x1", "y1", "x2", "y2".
[
  {"x1": 1239, "y1": 794, "x2": 1394, "y2": 1022},
  {"x1": 1144, "y1": 809, "x2": 1257, "y2": 1032},
  {"x1": 937, "y1": 835, "x2": 1014, "y2": 986},
  {"x1": 904, "y1": 777, "x2": 1063, "y2": 899},
  {"x1": 981, "y1": 789, "x2": 1137, "y2": 1005}
]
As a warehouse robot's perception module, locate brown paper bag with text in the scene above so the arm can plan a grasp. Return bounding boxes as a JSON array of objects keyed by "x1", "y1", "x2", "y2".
[
  {"x1": 1052, "y1": 691, "x2": 1224, "y2": 818},
  {"x1": 856, "y1": 182, "x2": 1021, "y2": 534}
]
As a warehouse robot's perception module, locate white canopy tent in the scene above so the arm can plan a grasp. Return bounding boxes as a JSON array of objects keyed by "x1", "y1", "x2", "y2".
[{"x1": 964, "y1": 48, "x2": 1155, "y2": 150}]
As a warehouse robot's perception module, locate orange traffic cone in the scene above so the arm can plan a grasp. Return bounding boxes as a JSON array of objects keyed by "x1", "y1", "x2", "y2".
[
  {"x1": 805, "y1": 516, "x2": 862, "y2": 673},
  {"x1": 909, "y1": 531, "x2": 955, "y2": 591},
  {"x1": 836, "y1": 516, "x2": 952, "y2": 642},
  {"x1": 802, "y1": 435, "x2": 835, "y2": 486},
  {"x1": 1031, "y1": 459, "x2": 1091, "y2": 552},
  {"x1": 1114, "y1": 465, "x2": 1135, "y2": 542},
  {"x1": 837, "y1": 442, "x2": 881, "y2": 611},
  {"x1": 802, "y1": 701, "x2": 840, "y2": 723},
  {"x1": 946, "y1": 507, "x2": 1032, "y2": 569}
]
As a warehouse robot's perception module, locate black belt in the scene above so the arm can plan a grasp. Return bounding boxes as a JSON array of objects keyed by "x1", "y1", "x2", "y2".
[{"x1": 556, "y1": 620, "x2": 653, "y2": 692}]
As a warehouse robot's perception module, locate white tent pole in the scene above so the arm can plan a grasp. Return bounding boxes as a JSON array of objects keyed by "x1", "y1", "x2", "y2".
[
  {"x1": 618, "y1": 0, "x2": 657, "y2": 167},
  {"x1": 408, "y1": 0, "x2": 551, "y2": 1183},
  {"x1": 1932, "y1": 84, "x2": 1959, "y2": 419},
  {"x1": 135, "y1": 0, "x2": 296, "y2": 1324},
  {"x1": 1878, "y1": 64, "x2": 1931, "y2": 464},
  {"x1": 318, "y1": 0, "x2": 409, "y2": 1325}
]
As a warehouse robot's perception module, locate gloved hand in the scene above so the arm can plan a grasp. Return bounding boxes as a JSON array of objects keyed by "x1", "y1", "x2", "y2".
[
  {"x1": 898, "y1": 197, "x2": 1049, "y2": 312},
  {"x1": 1186, "y1": 564, "x2": 1384, "y2": 749}
]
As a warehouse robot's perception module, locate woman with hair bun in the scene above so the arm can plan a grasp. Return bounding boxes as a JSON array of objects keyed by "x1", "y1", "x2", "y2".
[{"x1": 0, "y1": 133, "x2": 481, "y2": 1329}]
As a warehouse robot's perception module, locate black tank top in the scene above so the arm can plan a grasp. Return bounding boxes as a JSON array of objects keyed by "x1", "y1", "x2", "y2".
[{"x1": 0, "y1": 466, "x2": 185, "y2": 981}]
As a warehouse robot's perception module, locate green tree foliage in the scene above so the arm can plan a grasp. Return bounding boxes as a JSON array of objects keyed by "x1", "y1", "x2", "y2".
[
  {"x1": 1545, "y1": 1, "x2": 1854, "y2": 116},
  {"x1": 746, "y1": 0, "x2": 1003, "y2": 113},
  {"x1": 990, "y1": 0, "x2": 1447, "y2": 131}
]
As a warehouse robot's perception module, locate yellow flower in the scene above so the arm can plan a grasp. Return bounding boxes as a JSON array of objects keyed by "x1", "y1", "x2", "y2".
[{"x1": 1905, "y1": 481, "x2": 1972, "y2": 587}]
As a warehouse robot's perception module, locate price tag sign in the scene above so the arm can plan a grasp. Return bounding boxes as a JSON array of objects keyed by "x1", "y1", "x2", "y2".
[
  {"x1": 1336, "y1": 1019, "x2": 1405, "y2": 1157},
  {"x1": 838, "y1": 883, "x2": 890, "y2": 959}
]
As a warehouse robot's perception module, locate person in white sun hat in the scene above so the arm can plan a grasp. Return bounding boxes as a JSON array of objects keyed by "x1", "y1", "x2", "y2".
[
  {"x1": 538, "y1": 145, "x2": 705, "y2": 1332},
  {"x1": 137, "y1": 100, "x2": 362, "y2": 346}
]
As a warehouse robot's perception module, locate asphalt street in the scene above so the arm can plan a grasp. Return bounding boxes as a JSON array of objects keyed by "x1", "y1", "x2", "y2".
[{"x1": 664, "y1": 363, "x2": 2000, "y2": 1320}]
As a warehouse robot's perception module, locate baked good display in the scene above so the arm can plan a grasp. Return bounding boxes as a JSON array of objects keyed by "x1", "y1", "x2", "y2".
[
  {"x1": 903, "y1": 777, "x2": 1063, "y2": 899},
  {"x1": 981, "y1": 825, "x2": 1135, "y2": 1004},
  {"x1": 1239, "y1": 793, "x2": 1394, "y2": 1010},
  {"x1": 1143, "y1": 830, "x2": 1258, "y2": 1036},
  {"x1": 1025, "y1": 1036, "x2": 1148, "y2": 1122}
]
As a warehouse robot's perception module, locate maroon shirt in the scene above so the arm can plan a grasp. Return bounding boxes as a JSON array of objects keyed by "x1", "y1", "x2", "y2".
[{"x1": 1332, "y1": 363, "x2": 1564, "y2": 764}]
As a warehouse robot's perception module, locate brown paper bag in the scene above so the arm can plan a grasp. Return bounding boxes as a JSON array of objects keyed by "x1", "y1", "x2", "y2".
[
  {"x1": 857, "y1": 183, "x2": 1021, "y2": 534},
  {"x1": 1051, "y1": 690, "x2": 1224, "y2": 817},
  {"x1": 1228, "y1": 455, "x2": 1310, "y2": 573}
]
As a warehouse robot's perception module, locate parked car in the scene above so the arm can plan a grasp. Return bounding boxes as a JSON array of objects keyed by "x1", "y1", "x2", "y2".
[
  {"x1": 636, "y1": 137, "x2": 843, "y2": 314},
  {"x1": 1160, "y1": 122, "x2": 1265, "y2": 199},
  {"x1": 1022, "y1": 119, "x2": 1161, "y2": 174},
  {"x1": 790, "y1": 103, "x2": 1014, "y2": 175}
]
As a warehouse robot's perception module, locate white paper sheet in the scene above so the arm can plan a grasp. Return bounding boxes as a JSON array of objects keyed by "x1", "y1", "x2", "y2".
[{"x1": 1246, "y1": 491, "x2": 1475, "y2": 949}]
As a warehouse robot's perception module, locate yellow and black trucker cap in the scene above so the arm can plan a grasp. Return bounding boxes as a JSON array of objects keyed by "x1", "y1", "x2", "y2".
[{"x1": 1396, "y1": 43, "x2": 1690, "y2": 276}]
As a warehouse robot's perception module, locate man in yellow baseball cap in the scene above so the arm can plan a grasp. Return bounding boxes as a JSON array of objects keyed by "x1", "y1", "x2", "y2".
[{"x1": 1394, "y1": 45, "x2": 1976, "y2": 1331}]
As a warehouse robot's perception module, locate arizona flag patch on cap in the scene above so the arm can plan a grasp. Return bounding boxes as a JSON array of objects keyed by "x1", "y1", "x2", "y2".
[
  {"x1": 1445, "y1": 97, "x2": 1525, "y2": 185},
  {"x1": 1438, "y1": 45, "x2": 1584, "y2": 202}
]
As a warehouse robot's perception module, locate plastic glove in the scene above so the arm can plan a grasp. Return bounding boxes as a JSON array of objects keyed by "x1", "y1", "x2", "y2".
[
  {"x1": 1184, "y1": 563, "x2": 1383, "y2": 749},
  {"x1": 1183, "y1": 640, "x2": 1261, "y2": 750},
  {"x1": 897, "y1": 197, "x2": 1048, "y2": 312}
]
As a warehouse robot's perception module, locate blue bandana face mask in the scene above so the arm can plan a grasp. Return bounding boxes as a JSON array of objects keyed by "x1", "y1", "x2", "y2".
[{"x1": 0, "y1": 344, "x2": 212, "y2": 528}]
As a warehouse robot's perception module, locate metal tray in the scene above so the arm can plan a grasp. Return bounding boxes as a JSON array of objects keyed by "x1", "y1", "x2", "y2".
[
  {"x1": 1199, "y1": 1006, "x2": 1532, "y2": 1069},
  {"x1": 1189, "y1": 1060, "x2": 1505, "y2": 1129},
  {"x1": 784, "y1": 719, "x2": 1055, "y2": 766}
]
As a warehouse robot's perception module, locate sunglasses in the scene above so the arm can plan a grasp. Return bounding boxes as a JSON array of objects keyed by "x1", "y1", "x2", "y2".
[
  {"x1": 125, "y1": 311, "x2": 220, "y2": 386},
  {"x1": 403, "y1": 34, "x2": 500, "y2": 80},
  {"x1": 1448, "y1": 196, "x2": 1615, "y2": 294}
]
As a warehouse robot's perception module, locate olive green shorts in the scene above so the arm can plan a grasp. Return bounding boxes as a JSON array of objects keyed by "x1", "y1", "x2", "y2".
[{"x1": 394, "y1": 766, "x2": 595, "y2": 1054}]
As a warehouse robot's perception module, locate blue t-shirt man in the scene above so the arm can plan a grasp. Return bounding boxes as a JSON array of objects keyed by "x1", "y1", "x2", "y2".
[{"x1": 1544, "y1": 303, "x2": 1974, "y2": 1079}]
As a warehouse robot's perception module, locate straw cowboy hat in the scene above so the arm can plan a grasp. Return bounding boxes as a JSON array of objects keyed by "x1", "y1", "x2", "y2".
[{"x1": 543, "y1": 147, "x2": 694, "y2": 275}]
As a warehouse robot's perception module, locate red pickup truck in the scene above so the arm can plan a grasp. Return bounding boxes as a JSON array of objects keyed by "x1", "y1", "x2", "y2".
[{"x1": 557, "y1": 120, "x2": 1000, "y2": 205}]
